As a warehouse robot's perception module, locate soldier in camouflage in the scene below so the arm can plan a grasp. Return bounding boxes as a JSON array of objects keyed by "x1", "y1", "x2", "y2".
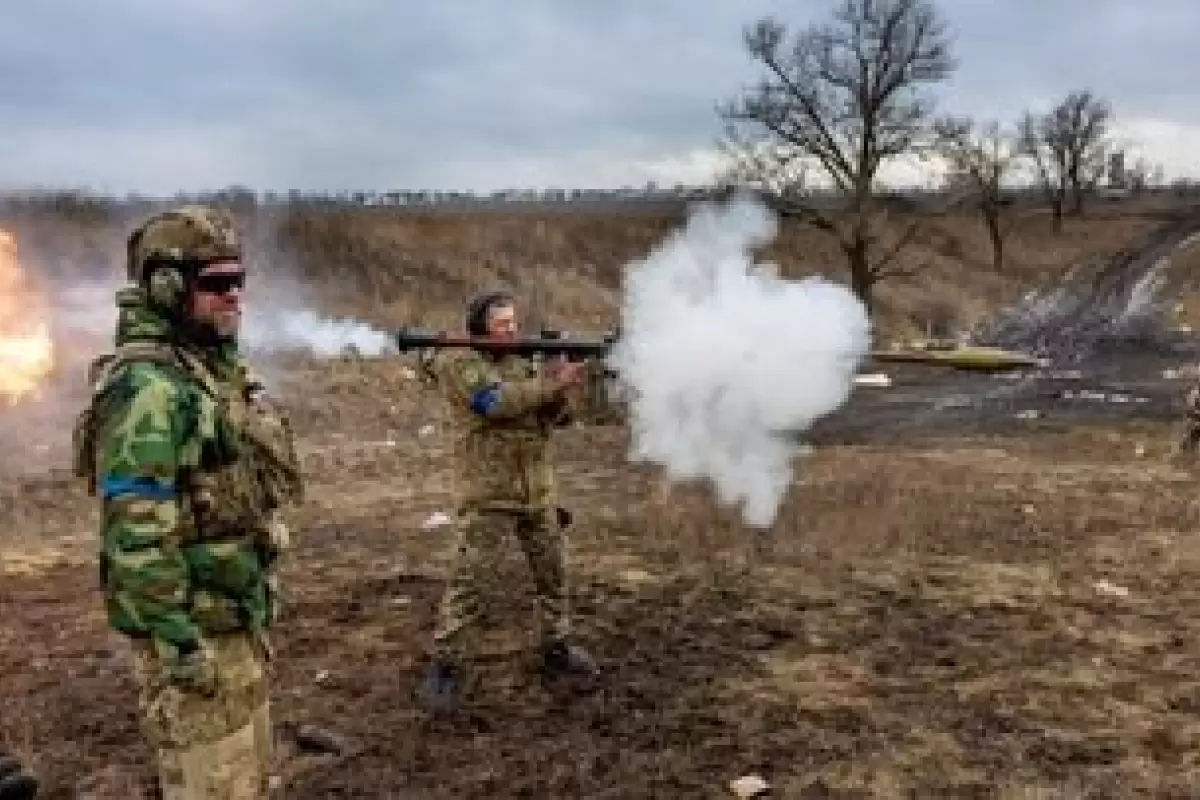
[
  {"x1": 72, "y1": 206, "x2": 303, "y2": 798},
  {"x1": 418, "y1": 290, "x2": 599, "y2": 709},
  {"x1": 1178, "y1": 381, "x2": 1200, "y2": 461}
]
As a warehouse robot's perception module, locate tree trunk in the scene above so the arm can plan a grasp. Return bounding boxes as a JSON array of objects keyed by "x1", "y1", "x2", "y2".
[
  {"x1": 982, "y1": 205, "x2": 1004, "y2": 272},
  {"x1": 1050, "y1": 199, "x2": 1064, "y2": 234},
  {"x1": 846, "y1": 234, "x2": 874, "y2": 315},
  {"x1": 1070, "y1": 180, "x2": 1086, "y2": 216}
]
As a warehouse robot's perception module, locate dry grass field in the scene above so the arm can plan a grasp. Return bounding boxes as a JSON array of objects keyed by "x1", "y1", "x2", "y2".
[{"x1": 4, "y1": 194, "x2": 1200, "y2": 797}]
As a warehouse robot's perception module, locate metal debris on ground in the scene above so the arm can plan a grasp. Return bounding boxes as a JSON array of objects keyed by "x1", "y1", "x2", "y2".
[
  {"x1": 1093, "y1": 580, "x2": 1131, "y2": 599},
  {"x1": 422, "y1": 511, "x2": 453, "y2": 530},
  {"x1": 853, "y1": 372, "x2": 892, "y2": 387},
  {"x1": 1058, "y1": 389, "x2": 1150, "y2": 404},
  {"x1": 729, "y1": 774, "x2": 771, "y2": 798}
]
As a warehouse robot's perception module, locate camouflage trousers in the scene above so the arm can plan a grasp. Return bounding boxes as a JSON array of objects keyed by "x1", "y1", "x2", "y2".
[
  {"x1": 432, "y1": 508, "x2": 570, "y2": 662},
  {"x1": 129, "y1": 632, "x2": 271, "y2": 800}
]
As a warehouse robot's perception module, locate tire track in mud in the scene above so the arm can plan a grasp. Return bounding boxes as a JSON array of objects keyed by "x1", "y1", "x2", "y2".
[
  {"x1": 981, "y1": 207, "x2": 1200, "y2": 362},
  {"x1": 816, "y1": 206, "x2": 1200, "y2": 445}
]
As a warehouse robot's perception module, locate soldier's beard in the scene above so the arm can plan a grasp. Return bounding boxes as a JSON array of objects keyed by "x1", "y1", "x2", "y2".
[{"x1": 182, "y1": 315, "x2": 238, "y2": 348}]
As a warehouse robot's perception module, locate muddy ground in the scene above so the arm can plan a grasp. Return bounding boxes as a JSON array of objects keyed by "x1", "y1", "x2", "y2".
[
  {"x1": 5, "y1": 347, "x2": 1200, "y2": 798},
  {"x1": 6, "y1": 216, "x2": 1200, "y2": 796}
]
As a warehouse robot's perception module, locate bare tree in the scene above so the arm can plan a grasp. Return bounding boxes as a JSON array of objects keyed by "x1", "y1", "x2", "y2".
[
  {"x1": 717, "y1": 0, "x2": 956, "y2": 312},
  {"x1": 934, "y1": 117, "x2": 1019, "y2": 271},
  {"x1": 1017, "y1": 111, "x2": 1069, "y2": 233},
  {"x1": 1019, "y1": 90, "x2": 1111, "y2": 231}
]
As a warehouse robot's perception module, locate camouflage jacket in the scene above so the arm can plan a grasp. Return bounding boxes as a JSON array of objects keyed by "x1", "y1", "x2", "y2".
[
  {"x1": 72, "y1": 287, "x2": 303, "y2": 653},
  {"x1": 428, "y1": 349, "x2": 577, "y2": 515}
]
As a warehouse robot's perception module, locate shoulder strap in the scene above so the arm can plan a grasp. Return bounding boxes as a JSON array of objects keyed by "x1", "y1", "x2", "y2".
[
  {"x1": 170, "y1": 347, "x2": 222, "y2": 400},
  {"x1": 87, "y1": 340, "x2": 181, "y2": 394},
  {"x1": 87, "y1": 341, "x2": 228, "y2": 415}
]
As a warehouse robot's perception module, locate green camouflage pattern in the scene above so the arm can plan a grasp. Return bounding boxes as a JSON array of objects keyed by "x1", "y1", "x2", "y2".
[
  {"x1": 432, "y1": 349, "x2": 572, "y2": 514},
  {"x1": 127, "y1": 205, "x2": 242, "y2": 284},
  {"x1": 432, "y1": 510, "x2": 570, "y2": 662},
  {"x1": 425, "y1": 348, "x2": 579, "y2": 662},
  {"x1": 74, "y1": 286, "x2": 302, "y2": 653}
]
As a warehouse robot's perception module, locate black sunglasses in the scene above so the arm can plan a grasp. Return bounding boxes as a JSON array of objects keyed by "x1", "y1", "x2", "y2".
[{"x1": 193, "y1": 271, "x2": 246, "y2": 294}]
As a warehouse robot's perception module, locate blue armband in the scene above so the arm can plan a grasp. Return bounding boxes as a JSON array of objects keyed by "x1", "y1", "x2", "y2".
[
  {"x1": 469, "y1": 384, "x2": 502, "y2": 416},
  {"x1": 101, "y1": 474, "x2": 178, "y2": 501}
]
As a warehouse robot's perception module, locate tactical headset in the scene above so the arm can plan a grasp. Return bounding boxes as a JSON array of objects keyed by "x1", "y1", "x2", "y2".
[{"x1": 466, "y1": 290, "x2": 514, "y2": 336}]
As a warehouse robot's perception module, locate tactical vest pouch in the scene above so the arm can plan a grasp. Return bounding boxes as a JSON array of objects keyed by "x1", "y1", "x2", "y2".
[
  {"x1": 188, "y1": 462, "x2": 259, "y2": 539},
  {"x1": 71, "y1": 353, "x2": 120, "y2": 493},
  {"x1": 190, "y1": 590, "x2": 245, "y2": 633},
  {"x1": 71, "y1": 405, "x2": 99, "y2": 492},
  {"x1": 243, "y1": 393, "x2": 304, "y2": 510},
  {"x1": 184, "y1": 540, "x2": 261, "y2": 597}
]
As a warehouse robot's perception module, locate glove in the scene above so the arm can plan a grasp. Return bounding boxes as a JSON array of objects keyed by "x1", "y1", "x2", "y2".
[
  {"x1": 0, "y1": 751, "x2": 38, "y2": 800},
  {"x1": 161, "y1": 642, "x2": 218, "y2": 697},
  {"x1": 260, "y1": 515, "x2": 291, "y2": 563}
]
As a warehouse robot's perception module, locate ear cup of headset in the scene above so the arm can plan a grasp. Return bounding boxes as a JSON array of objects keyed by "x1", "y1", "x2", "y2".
[{"x1": 147, "y1": 266, "x2": 186, "y2": 310}]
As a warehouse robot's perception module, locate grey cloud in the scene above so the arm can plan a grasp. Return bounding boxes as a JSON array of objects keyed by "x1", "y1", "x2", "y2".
[
  {"x1": 0, "y1": 0, "x2": 1195, "y2": 193},
  {"x1": 937, "y1": 0, "x2": 1200, "y2": 122}
]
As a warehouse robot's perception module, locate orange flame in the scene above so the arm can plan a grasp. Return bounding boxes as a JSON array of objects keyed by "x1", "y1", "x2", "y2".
[{"x1": 0, "y1": 230, "x2": 55, "y2": 403}]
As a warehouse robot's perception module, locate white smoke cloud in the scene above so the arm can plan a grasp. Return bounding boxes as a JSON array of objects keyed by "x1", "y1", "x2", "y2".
[
  {"x1": 45, "y1": 275, "x2": 397, "y2": 369},
  {"x1": 240, "y1": 307, "x2": 395, "y2": 358},
  {"x1": 607, "y1": 196, "x2": 872, "y2": 528}
]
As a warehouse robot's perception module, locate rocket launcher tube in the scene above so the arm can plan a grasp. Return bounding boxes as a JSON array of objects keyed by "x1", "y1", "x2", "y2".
[{"x1": 393, "y1": 326, "x2": 618, "y2": 361}]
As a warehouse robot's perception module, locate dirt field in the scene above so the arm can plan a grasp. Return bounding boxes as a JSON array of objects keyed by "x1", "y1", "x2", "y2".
[{"x1": 5, "y1": 197, "x2": 1200, "y2": 797}]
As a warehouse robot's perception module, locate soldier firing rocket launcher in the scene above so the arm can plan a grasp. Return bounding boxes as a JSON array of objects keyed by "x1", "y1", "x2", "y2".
[
  {"x1": 393, "y1": 326, "x2": 619, "y2": 361},
  {"x1": 392, "y1": 326, "x2": 1045, "y2": 374}
]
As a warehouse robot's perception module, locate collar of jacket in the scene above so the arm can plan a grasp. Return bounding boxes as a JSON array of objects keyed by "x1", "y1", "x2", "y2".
[{"x1": 113, "y1": 284, "x2": 240, "y2": 376}]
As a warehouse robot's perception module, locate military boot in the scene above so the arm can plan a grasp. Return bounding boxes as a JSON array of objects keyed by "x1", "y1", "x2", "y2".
[
  {"x1": 540, "y1": 639, "x2": 598, "y2": 679},
  {"x1": 416, "y1": 658, "x2": 462, "y2": 712}
]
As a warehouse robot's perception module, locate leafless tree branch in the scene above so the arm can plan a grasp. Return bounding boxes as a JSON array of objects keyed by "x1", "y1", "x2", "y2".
[
  {"x1": 717, "y1": 0, "x2": 956, "y2": 311},
  {"x1": 1018, "y1": 90, "x2": 1112, "y2": 232},
  {"x1": 933, "y1": 116, "x2": 1020, "y2": 269}
]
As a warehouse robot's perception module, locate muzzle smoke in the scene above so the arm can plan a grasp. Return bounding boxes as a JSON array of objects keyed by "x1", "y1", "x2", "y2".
[
  {"x1": 607, "y1": 196, "x2": 871, "y2": 529},
  {"x1": 240, "y1": 308, "x2": 395, "y2": 358},
  {"x1": 46, "y1": 281, "x2": 397, "y2": 360}
]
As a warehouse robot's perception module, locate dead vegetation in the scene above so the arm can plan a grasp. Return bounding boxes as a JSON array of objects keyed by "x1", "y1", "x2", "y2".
[
  {"x1": 2, "y1": 197, "x2": 1200, "y2": 796},
  {"x1": 4, "y1": 193, "x2": 1181, "y2": 339}
]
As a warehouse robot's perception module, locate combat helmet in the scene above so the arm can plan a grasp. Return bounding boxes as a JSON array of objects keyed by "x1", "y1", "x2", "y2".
[{"x1": 126, "y1": 205, "x2": 242, "y2": 313}]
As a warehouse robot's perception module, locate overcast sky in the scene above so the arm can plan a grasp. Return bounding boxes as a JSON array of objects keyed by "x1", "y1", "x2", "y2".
[{"x1": 1, "y1": 0, "x2": 1196, "y2": 195}]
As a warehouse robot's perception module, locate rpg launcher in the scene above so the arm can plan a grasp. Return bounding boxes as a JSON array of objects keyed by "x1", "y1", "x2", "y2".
[{"x1": 393, "y1": 326, "x2": 619, "y2": 365}]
